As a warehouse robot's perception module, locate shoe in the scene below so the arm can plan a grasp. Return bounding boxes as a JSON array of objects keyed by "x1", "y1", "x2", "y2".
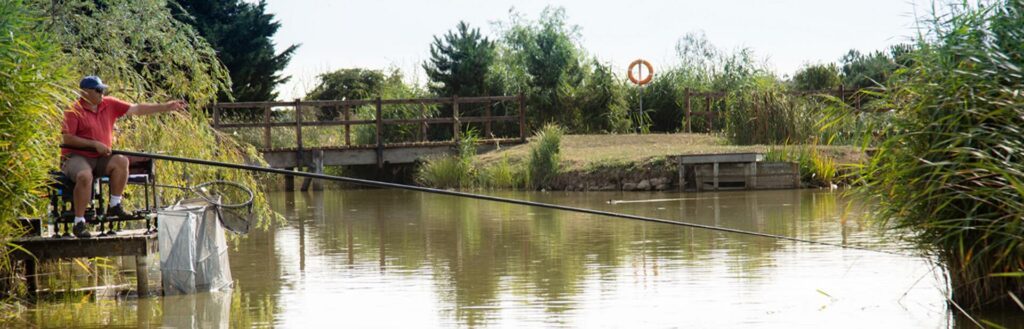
[
  {"x1": 106, "y1": 204, "x2": 132, "y2": 220},
  {"x1": 73, "y1": 222, "x2": 91, "y2": 238}
]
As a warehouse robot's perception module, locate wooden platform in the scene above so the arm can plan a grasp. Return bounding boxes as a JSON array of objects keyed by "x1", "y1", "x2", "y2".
[
  {"x1": 10, "y1": 229, "x2": 158, "y2": 297},
  {"x1": 675, "y1": 153, "x2": 761, "y2": 191},
  {"x1": 673, "y1": 153, "x2": 800, "y2": 191}
]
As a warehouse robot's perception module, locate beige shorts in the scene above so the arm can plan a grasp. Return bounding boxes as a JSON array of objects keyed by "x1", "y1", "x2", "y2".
[{"x1": 61, "y1": 154, "x2": 114, "y2": 180}]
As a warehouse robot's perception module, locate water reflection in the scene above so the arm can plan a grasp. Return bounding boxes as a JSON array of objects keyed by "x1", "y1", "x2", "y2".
[
  {"x1": 17, "y1": 189, "x2": 1024, "y2": 328},
  {"x1": 236, "y1": 188, "x2": 988, "y2": 328},
  {"x1": 159, "y1": 292, "x2": 230, "y2": 328}
]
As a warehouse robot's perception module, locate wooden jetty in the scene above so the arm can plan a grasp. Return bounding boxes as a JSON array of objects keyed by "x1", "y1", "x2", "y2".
[
  {"x1": 11, "y1": 229, "x2": 158, "y2": 297},
  {"x1": 675, "y1": 153, "x2": 800, "y2": 191}
]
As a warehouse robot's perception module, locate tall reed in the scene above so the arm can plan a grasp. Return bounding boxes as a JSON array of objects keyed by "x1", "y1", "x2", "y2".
[
  {"x1": 0, "y1": 0, "x2": 71, "y2": 298},
  {"x1": 856, "y1": 1, "x2": 1024, "y2": 310}
]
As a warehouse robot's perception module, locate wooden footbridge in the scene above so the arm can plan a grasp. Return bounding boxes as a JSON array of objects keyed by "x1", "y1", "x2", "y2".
[{"x1": 209, "y1": 94, "x2": 528, "y2": 173}]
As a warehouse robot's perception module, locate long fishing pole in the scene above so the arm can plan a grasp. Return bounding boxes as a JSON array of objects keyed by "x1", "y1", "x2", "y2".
[{"x1": 63, "y1": 145, "x2": 906, "y2": 255}]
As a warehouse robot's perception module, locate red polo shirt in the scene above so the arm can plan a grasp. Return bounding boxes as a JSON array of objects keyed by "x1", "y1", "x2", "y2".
[{"x1": 61, "y1": 96, "x2": 132, "y2": 158}]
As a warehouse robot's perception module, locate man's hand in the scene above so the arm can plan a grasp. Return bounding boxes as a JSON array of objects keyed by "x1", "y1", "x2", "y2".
[
  {"x1": 94, "y1": 141, "x2": 112, "y2": 156},
  {"x1": 166, "y1": 100, "x2": 188, "y2": 113}
]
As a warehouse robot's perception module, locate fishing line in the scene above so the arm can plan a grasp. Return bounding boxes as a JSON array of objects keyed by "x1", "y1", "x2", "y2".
[{"x1": 64, "y1": 145, "x2": 912, "y2": 256}]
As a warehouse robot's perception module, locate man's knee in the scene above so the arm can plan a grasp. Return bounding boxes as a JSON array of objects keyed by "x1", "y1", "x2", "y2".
[
  {"x1": 74, "y1": 170, "x2": 93, "y2": 185},
  {"x1": 111, "y1": 155, "x2": 129, "y2": 168}
]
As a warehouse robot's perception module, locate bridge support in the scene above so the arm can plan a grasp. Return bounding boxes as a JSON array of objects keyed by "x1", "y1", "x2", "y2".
[
  {"x1": 301, "y1": 150, "x2": 324, "y2": 191},
  {"x1": 284, "y1": 168, "x2": 296, "y2": 191}
]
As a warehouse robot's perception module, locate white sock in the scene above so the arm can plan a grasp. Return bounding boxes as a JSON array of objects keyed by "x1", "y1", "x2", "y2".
[
  {"x1": 74, "y1": 216, "x2": 86, "y2": 224},
  {"x1": 110, "y1": 195, "x2": 122, "y2": 206}
]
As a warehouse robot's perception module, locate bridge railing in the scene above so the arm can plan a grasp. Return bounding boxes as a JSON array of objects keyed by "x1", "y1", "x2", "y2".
[{"x1": 208, "y1": 94, "x2": 527, "y2": 152}]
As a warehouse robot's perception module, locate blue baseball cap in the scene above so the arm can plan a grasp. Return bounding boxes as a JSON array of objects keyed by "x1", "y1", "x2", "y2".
[{"x1": 79, "y1": 76, "x2": 108, "y2": 92}]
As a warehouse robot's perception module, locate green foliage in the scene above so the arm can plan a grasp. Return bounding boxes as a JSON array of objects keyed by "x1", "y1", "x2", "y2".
[
  {"x1": 307, "y1": 68, "x2": 386, "y2": 101},
  {"x1": 838, "y1": 44, "x2": 913, "y2": 90},
  {"x1": 306, "y1": 68, "x2": 387, "y2": 120},
  {"x1": 855, "y1": 0, "x2": 1024, "y2": 310},
  {"x1": 37, "y1": 0, "x2": 229, "y2": 102},
  {"x1": 526, "y1": 124, "x2": 563, "y2": 189},
  {"x1": 631, "y1": 69, "x2": 682, "y2": 133},
  {"x1": 416, "y1": 155, "x2": 473, "y2": 189},
  {"x1": 423, "y1": 21, "x2": 500, "y2": 139},
  {"x1": 791, "y1": 63, "x2": 841, "y2": 91},
  {"x1": 635, "y1": 31, "x2": 773, "y2": 133},
  {"x1": 722, "y1": 78, "x2": 819, "y2": 145},
  {"x1": 497, "y1": 7, "x2": 584, "y2": 129},
  {"x1": 0, "y1": 0, "x2": 71, "y2": 294},
  {"x1": 416, "y1": 131, "x2": 478, "y2": 189},
  {"x1": 489, "y1": 7, "x2": 633, "y2": 133},
  {"x1": 170, "y1": 0, "x2": 298, "y2": 102},
  {"x1": 476, "y1": 155, "x2": 522, "y2": 189},
  {"x1": 724, "y1": 86, "x2": 798, "y2": 145},
  {"x1": 576, "y1": 59, "x2": 631, "y2": 133},
  {"x1": 767, "y1": 146, "x2": 838, "y2": 187},
  {"x1": 350, "y1": 70, "x2": 437, "y2": 144},
  {"x1": 424, "y1": 21, "x2": 496, "y2": 98}
]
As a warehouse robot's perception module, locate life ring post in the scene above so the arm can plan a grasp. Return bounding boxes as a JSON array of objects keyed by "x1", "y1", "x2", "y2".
[
  {"x1": 628, "y1": 59, "x2": 654, "y2": 134},
  {"x1": 628, "y1": 59, "x2": 654, "y2": 86}
]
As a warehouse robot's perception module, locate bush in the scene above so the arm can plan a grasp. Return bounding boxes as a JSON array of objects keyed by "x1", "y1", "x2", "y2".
[{"x1": 526, "y1": 124, "x2": 563, "y2": 189}]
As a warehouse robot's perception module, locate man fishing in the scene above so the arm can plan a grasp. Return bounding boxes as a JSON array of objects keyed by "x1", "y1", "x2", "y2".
[{"x1": 61, "y1": 76, "x2": 187, "y2": 238}]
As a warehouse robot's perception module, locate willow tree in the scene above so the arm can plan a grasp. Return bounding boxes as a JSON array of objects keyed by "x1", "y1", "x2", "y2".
[{"x1": 27, "y1": 0, "x2": 278, "y2": 227}]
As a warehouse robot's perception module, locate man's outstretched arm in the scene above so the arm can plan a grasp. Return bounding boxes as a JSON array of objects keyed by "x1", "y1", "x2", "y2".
[{"x1": 125, "y1": 100, "x2": 187, "y2": 116}]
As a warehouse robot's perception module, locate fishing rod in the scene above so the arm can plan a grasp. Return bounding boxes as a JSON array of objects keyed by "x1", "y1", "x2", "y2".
[{"x1": 61, "y1": 145, "x2": 906, "y2": 256}]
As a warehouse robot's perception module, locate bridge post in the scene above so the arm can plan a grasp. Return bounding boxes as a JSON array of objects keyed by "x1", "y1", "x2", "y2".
[
  {"x1": 295, "y1": 98, "x2": 303, "y2": 170},
  {"x1": 705, "y1": 95, "x2": 712, "y2": 132},
  {"x1": 484, "y1": 102, "x2": 492, "y2": 138},
  {"x1": 263, "y1": 105, "x2": 272, "y2": 149},
  {"x1": 452, "y1": 95, "x2": 460, "y2": 143},
  {"x1": 285, "y1": 168, "x2": 295, "y2": 191},
  {"x1": 300, "y1": 150, "x2": 323, "y2": 191},
  {"x1": 518, "y1": 92, "x2": 526, "y2": 143},
  {"x1": 420, "y1": 101, "x2": 428, "y2": 142},
  {"x1": 685, "y1": 88, "x2": 692, "y2": 133},
  {"x1": 376, "y1": 97, "x2": 384, "y2": 168},
  {"x1": 136, "y1": 254, "x2": 150, "y2": 297},
  {"x1": 344, "y1": 104, "x2": 352, "y2": 146},
  {"x1": 24, "y1": 259, "x2": 37, "y2": 293}
]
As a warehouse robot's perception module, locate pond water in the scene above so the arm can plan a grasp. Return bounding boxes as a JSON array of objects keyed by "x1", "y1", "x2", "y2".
[{"x1": 16, "y1": 189, "x2": 1024, "y2": 328}]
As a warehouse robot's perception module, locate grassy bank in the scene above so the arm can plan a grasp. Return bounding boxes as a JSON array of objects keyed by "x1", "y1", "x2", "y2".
[{"x1": 417, "y1": 132, "x2": 862, "y2": 190}]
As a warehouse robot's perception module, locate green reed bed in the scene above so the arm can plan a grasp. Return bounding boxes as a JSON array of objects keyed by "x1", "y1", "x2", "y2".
[
  {"x1": 0, "y1": 0, "x2": 70, "y2": 299},
  {"x1": 856, "y1": 1, "x2": 1024, "y2": 310},
  {"x1": 417, "y1": 124, "x2": 563, "y2": 190}
]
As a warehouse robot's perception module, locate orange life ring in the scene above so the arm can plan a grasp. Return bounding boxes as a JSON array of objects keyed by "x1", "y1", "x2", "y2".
[{"x1": 628, "y1": 59, "x2": 654, "y2": 85}]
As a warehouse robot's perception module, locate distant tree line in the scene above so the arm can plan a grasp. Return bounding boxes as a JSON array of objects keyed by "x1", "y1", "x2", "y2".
[{"x1": 304, "y1": 6, "x2": 915, "y2": 137}]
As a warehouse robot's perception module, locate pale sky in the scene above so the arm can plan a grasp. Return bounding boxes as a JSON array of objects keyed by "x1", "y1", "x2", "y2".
[{"x1": 261, "y1": 0, "x2": 938, "y2": 100}]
